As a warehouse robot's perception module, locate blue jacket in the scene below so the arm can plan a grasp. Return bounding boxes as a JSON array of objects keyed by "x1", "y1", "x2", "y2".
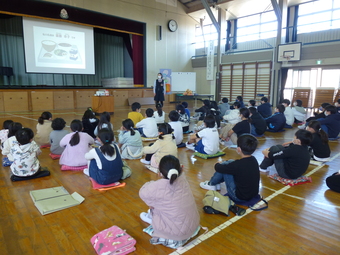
[
  {"x1": 258, "y1": 102, "x2": 272, "y2": 118},
  {"x1": 319, "y1": 113, "x2": 340, "y2": 138},
  {"x1": 265, "y1": 112, "x2": 286, "y2": 132}
]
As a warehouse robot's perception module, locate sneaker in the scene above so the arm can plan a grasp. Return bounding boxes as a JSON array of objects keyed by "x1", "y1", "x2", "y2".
[
  {"x1": 140, "y1": 158, "x2": 150, "y2": 165},
  {"x1": 140, "y1": 212, "x2": 152, "y2": 224},
  {"x1": 186, "y1": 142, "x2": 195, "y2": 151},
  {"x1": 200, "y1": 181, "x2": 218, "y2": 191},
  {"x1": 298, "y1": 124, "x2": 306, "y2": 130},
  {"x1": 259, "y1": 167, "x2": 269, "y2": 172}
]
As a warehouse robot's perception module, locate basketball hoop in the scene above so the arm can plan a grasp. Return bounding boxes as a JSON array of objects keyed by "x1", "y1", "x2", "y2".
[{"x1": 281, "y1": 55, "x2": 291, "y2": 66}]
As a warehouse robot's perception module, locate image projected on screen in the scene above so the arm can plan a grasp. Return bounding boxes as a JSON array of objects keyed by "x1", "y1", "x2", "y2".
[
  {"x1": 23, "y1": 17, "x2": 95, "y2": 75},
  {"x1": 35, "y1": 26, "x2": 84, "y2": 68}
]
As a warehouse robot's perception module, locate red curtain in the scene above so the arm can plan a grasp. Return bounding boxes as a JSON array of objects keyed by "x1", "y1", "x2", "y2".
[{"x1": 132, "y1": 35, "x2": 144, "y2": 86}]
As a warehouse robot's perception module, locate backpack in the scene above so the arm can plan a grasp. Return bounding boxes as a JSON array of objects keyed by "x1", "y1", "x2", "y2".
[{"x1": 90, "y1": 225, "x2": 136, "y2": 255}]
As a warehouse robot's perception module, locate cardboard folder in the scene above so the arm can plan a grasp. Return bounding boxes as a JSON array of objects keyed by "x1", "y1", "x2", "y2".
[{"x1": 30, "y1": 186, "x2": 85, "y2": 215}]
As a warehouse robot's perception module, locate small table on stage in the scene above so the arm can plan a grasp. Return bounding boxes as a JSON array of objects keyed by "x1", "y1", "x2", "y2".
[
  {"x1": 175, "y1": 94, "x2": 214, "y2": 108},
  {"x1": 91, "y1": 96, "x2": 114, "y2": 114}
]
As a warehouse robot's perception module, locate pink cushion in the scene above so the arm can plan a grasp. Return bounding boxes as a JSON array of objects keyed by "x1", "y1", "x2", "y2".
[
  {"x1": 90, "y1": 178, "x2": 126, "y2": 191},
  {"x1": 90, "y1": 225, "x2": 136, "y2": 255},
  {"x1": 40, "y1": 144, "x2": 51, "y2": 149},
  {"x1": 268, "y1": 174, "x2": 312, "y2": 186},
  {"x1": 49, "y1": 153, "x2": 61, "y2": 160},
  {"x1": 60, "y1": 165, "x2": 87, "y2": 171}
]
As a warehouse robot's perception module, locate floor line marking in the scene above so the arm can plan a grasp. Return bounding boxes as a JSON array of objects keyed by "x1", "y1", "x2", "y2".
[{"x1": 169, "y1": 150, "x2": 340, "y2": 254}]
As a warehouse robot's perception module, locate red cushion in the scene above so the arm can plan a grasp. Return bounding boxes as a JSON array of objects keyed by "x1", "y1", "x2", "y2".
[
  {"x1": 89, "y1": 178, "x2": 126, "y2": 191},
  {"x1": 40, "y1": 144, "x2": 51, "y2": 149},
  {"x1": 49, "y1": 153, "x2": 61, "y2": 160},
  {"x1": 60, "y1": 165, "x2": 87, "y2": 171}
]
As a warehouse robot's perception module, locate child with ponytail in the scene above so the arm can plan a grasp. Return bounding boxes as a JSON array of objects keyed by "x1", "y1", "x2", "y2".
[
  {"x1": 118, "y1": 119, "x2": 143, "y2": 159},
  {"x1": 153, "y1": 103, "x2": 165, "y2": 124},
  {"x1": 139, "y1": 155, "x2": 200, "y2": 249},
  {"x1": 35, "y1": 111, "x2": 53, "y2": 147},
  {"x1": 306, "y1": 120, "x2": 331, "y2": 162},
  {"x1": 59, "y1": 119, "x2": 94, "y2": 167},
  {"x1": 84, "y1": 129, "x2": 131, "y2": 185}
]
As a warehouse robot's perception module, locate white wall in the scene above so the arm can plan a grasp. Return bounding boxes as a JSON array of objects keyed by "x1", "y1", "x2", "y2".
[{"x1": 43, "y1": 0, "x2": 197, "y2": 88}]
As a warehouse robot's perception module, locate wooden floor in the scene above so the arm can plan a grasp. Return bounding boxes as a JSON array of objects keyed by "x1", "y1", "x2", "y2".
[{"x1": 1, "y1": 103, "x2": 340, "y2": 255}]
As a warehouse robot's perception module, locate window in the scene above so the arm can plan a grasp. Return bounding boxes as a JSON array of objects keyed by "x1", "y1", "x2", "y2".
[
  {"x1": 297, "y1": 0, "x2": 340, "y2": 34},
  {"x1": 283, "y1": 68, "x2": 340, "y2": 106},
  {"x1": 237, "y1": 11, "x2": 277, "y2": 43},
  {"x1": 194, "y1": 24, "x2": 221, "y2": 49}
]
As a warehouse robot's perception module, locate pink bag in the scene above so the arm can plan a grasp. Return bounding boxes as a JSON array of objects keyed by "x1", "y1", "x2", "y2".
[{"x1": 90, "y1": 225, "x2": 136, "y2": 255}]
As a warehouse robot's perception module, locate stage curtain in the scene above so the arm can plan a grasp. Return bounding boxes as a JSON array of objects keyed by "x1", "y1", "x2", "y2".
[
  {"x1": 132, "y1": 34, "x2": 144, "y2": 86},
  {"x1": 0, "y1": 16, "x2": 126, "y2": 86}
]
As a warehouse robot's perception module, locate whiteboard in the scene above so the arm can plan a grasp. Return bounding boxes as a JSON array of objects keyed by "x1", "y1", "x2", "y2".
[{"x1": 171, "y1": 72, "x2": 196, "y2": 92}]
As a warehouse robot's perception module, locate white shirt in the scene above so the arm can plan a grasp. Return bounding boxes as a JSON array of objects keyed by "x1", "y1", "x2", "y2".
[
  {"x1": 223, "y1": 109, "x2": 241, "y2": 124},
  {"x1": 136, "y1": 117, "x2": 158, "y2": 137},
  {"x1": 169, "y1": 121, "x2": 183, "y2": 145},
  {"x1": 284, "y1": 106, "x2": 294, "y2": 125},
  {"x1": 153, "y1": 111, "x2": 165, "y2": 124},
  {"x1": 85, "y1": 145, "x2": 119, "y2": 169},
  {"x1": 197, "y1": 127, "x2": 219, "y2": 154}
]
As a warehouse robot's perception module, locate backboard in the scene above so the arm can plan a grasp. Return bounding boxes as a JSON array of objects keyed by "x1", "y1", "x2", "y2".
[{"x1": 277, "y1": 42, "x2": 302, "y2": 62}]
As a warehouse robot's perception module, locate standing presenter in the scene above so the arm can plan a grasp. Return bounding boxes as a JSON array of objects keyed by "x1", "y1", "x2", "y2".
[{"x1": 154, "y1": 73, "x2": 165, "y2": 107}]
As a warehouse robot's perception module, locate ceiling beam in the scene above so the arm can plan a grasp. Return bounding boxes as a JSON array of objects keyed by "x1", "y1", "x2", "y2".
[
  {"x1": 200, "y1": 0, "x2": 220, "y2": 31},
  {"x1": 184, "y1": 0, "x2": 232, "y2": 14}
]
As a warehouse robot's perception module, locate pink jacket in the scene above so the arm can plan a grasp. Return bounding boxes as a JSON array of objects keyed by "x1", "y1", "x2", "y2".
[{"x1": 139, "y1": 174, "x2": 200, "y2": 241}]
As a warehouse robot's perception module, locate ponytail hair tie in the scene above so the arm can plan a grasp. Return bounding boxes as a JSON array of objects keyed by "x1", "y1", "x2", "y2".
[
  {"x1": 167, "y1": 169, "x2": 179, "y2": 179},
  {"x1": 75, "y1": 130, "x2": 79, "y2": 133},
  {"x1": 105, "y1": 140, "x2": 109, "y2": 143},
  {"x1": 319, "y1": 128, "x2": 321, "y2": 131}
]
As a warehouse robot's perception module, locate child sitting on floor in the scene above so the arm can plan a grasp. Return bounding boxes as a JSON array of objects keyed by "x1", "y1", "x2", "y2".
[
  {"x1": 153, "y1": 103, "x2": 165, "y2": 125},
  {"x1": 10, "y1": 128, "x2": 50, "y2": 181},
  {"x1": 59, "y1": 119, "x2": 94, "y2": 167},
  {"x1": 176, "y1": 104, "x2": 190, "y2": 133},
  {"x1": 168, "y1": 110, "x2": 184, "y2": 147},
  {"x1": 35, "y1": 111, "x2": 53, "y2": 147},
  {"x1": 118, "y1": 119, "x2": 143, "y2": 160},
  {"x1": 186, "y1": 114, "x2": 219, "y2": 155},
  {"x1": 220, "y1": 108, "x2": 251, "y2": 145},
  {"x1": 218, "y1": 97, "x2": 230, "y2": 118},
  {"x1": 200, "y1": 134, "x2": 260, "y2": 204},
  {"x1": 306, "y1": 120, "x2": 330, "y2": 162},
  {"x1": 82, "y1": 108, "x2": 99, "y2": 138},
  {"x1": 282, "y1": 99, "x2": 294, "y2": 128},
  {"x1": 223, "y1": 101, "x2": 241, "y2": 124},
  {"x1": 94, "y1": 112, "x2": 113, "y2": 137},
  {"x1": 0, "y1": 120, "x2": 13, "y2": 149},
  {"x1": 128, "y1": 102, "x2": 144, "y2": 128},
  {"x1": 136, "y1": 108, "x2": 158, "y2": 138},
  {"x1": 181, "y1": 101, "x2": 191, "y2": 121},
  {"x1": 318, "y1": 105, "x2": 340, "y2": 139},
  {"x1": 50, "y1": 118, "x2": 69, "y2": 156},
  {"x1": 249, "y1": 107, "x2": 267, "y2": 137},
  {"x1": 257, "y1": 97, "x2": 272, "y2": 119},
  {"x1": 265, "y1": 104, "x2": 286, "y2": 132},
  {"x1": 260, "y1": 129, "x2": 313, "y2": 179},
  {"x1": 139, "y1": 155, "x2": 200, "y2": 249},
  {"x1": 2, "y1": 122, "x2": 23, "y2": 166},
  {"x1": 84, "y1": 129, "x2": 130, "y2": 185},
  {"x1": 292, "y1": 99, "x2": 306, "y2": 124},
  {"x1": 140, "y1": 123, "x2": 177, "y2": 168}
]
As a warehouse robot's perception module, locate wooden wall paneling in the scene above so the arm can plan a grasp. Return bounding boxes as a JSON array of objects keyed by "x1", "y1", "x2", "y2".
[
  {"x1": 53, "y1": 91, "x2": 75, "y2": 110},
  {"x1": 75, "y1": 90, "x2": 95, "y2": 109},
  {"x1": 30, "y1": 91, "x2": 53, "y2": 111},
  {"x1": 0, "y1": 92, "x2": 4, "y2": 112},
  {"x1": 111, "y1": 90, "x2": 128, "y2": 106},
  {"x1": 128, "y1": 90, "x2": 142, "y2": 98},
  {"x1": 243, "y1": 63, "x2": 256, "y2": 103},
  {"x1": 3, "y1": 91, "x2": 29, "y2": 112},
  {"x1": 143, "y1": 89, "x2": 154, "y2": 97}
]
